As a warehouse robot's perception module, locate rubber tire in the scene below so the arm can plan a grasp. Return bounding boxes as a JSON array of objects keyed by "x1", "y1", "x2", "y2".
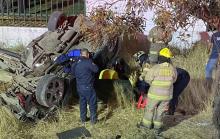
[
  {"x1": 48, "y1": 11, "x2": 65, "y2": 31},
  {"x1": 36, "y1": 74, "x2": 64, "y2": 107}
]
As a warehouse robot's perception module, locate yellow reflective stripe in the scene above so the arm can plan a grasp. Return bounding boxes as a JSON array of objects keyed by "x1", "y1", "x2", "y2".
[
  {"x1": 152, "y1": 80, "x2": 172, "y2": 87},
  {"x1": 99, "y1": 70, "x2": 105, "y2": 79},
  {"x1": 110, "y1": 71, "x2": 119, "y2": 79},
  {"x1": 149, "y1": 51, "x2": 158, "y2": 54},
  {"x1": 142, "y1": 119, "x2": 152, "y2": 126},
  {"x1": 159, "y1": 69, "x2": 172, "y2": 76},
  {"x1": 111, "y1": 72, "x2": 119, "y2": 79},
  {"x1": 148, "y1": 93, "x2": 171, "y2": 100},
  {"x1": 155, "y1": 76, "x2": 172, "y2": 81},
  {"x1": 154, "y1": 121, "x2": 162, "y2": 127}
]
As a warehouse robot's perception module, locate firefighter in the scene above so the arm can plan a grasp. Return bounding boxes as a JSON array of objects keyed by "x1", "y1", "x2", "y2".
[
  {"x1": 148, "y1": 26, "x2": 172, "y2": 64},
  {"x1": 133, "y1": 51, "x2": 150, "y2": 95},
  {"x1": 72, "y1": 48, "x2": 99, "y2": 125},
  {"x1": 134, "y1": 26, "x2": 190, "y2": 115},
  {"x1": 138, "y1": 47, "x2": 177, "y2": 131},
  {"x1": 132, "y1": 51, "x2": 149, "y2": 109}
]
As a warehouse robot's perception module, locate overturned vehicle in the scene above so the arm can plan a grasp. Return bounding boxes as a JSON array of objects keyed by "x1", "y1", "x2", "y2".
[{"x1": 0, "y1": 12, "x2": 149, "y2": 122}]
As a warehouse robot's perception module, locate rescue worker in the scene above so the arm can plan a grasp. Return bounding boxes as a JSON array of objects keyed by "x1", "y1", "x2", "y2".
[
  {"x1": 169, "y1": 67, "x2": 190, "y2": 115},
  {"x1": 72, "y1": 48, "x2": 99, "y2": 125},
  {"x1": 134, "y1": 26, "x2": 190, "y2": 115},
  {"x1": 148, "y1": 26, "x2": 190, "y2": 115},
  {"x1": 133, "y1": 51, "x2": 150, "y2": 96},
  {"x1": 148, "y1": 26, "x2": 172, "y2": 64},
  {"x1": 138, "y1": 47, "x2": 177, "y2": 131}
]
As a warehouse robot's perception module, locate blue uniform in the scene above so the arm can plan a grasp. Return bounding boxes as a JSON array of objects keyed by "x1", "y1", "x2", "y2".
[
  {"x1": 206, "y1": 31, "x2": 220, "y2": 79},
  {"x1": 72, "y1": 57, "x2": 99, "y2": 123},
  {"x1": 169, "y1": 68, "x2": 190, "y2": 115}
]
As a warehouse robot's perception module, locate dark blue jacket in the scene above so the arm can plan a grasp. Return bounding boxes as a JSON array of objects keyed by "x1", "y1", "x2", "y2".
[
  {"x1": 72, "y1": 57, "x2": 99, "y2": 86},
  {"x1": 210, "y1": 31, "x2": 220, "y2": 59}
]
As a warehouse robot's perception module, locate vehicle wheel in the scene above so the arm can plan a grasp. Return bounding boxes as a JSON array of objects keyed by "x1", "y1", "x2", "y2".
[
  {"x1": 36, "y1": 74, "x2": 65, "y2": 107},
  {"x1": 48, "y1": 11, "x2": 66, "y2": 31}
]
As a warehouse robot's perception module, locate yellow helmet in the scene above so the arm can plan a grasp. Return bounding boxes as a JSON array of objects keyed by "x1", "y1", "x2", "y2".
[{"x1": 159, "y1": 47, "x2": 173, "y2": 58}]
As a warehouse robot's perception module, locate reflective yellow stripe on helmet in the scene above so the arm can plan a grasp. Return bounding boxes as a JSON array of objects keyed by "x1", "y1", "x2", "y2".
[
  {"x1": 148, "y1": 93, "x2": 171, "y2": 100},
  {"x1": 152, "y1": 80, "x2": 172, "y2": 87}
]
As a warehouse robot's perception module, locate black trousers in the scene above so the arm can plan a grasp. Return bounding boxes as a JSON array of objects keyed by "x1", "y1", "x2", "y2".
[{"x1": 169, "y1": 68, "x2": 190, "y2": 114}]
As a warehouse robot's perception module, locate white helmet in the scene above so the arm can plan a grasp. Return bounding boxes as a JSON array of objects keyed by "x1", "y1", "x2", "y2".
[{"x1": 133, "y1": 51, "x2": 145, "y2": 63}]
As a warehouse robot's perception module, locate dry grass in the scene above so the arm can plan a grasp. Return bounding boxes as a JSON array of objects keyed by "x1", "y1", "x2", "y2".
[
  {"x1": 178, "y1": 79, "x2": 210, "y2": 114},
  {"x1": 160, "y1": 43, "x2": 217, "y2": 139},
  {"x1": 162, "y1": 101, "x2": 217, "y2": 139},
  {"x1": 171, "y1": 42, "x2": 212, "y2": 114},
  {"x1": 0, "y1": 42, "x2": 217, "y2": 139}
]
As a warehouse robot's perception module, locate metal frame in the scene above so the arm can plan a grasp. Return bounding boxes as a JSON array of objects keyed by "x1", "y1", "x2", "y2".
[{"x1": 0, "y1": 0, "x2": 85, "y2": 26}]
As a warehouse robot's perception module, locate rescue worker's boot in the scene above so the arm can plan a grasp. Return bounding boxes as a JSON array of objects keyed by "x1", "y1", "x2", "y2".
[
  {"x1": 154, "y1": 131, "x2": 164, "y2": 139},
  {"x1": 164, "y1": 105, "x2": 175, "y2": 115},
  {"x1": 153, "y1": 126, "x2": 164, "y2": 139}
]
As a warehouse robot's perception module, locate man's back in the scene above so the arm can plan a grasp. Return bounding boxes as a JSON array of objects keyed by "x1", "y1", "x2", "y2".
[
  {"x1": 210, "y1": 31, "x2": 220, "y2": 59},
  {"x1": 74, "y1": 57, "x2": 98, "y2": 86}
]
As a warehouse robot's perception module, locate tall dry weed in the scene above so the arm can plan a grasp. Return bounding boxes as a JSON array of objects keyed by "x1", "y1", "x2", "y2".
[
  {"x1": 113, "y1": 82, "x2": 134, "y2": 108},
  {"x1": 0, "y1": 108, "x2": 21, "y2": 139},
  {"x1": 178, "y1": 79, "x2": 212, "y2": 114},
  {"x1": 173, "y1": 42, "x2": 211, "y2": 114}
]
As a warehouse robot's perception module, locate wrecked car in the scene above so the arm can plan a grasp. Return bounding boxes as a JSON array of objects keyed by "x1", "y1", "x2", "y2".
[{"x1": 0, "y1": 11, "x2": 149, "y2": 122}]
